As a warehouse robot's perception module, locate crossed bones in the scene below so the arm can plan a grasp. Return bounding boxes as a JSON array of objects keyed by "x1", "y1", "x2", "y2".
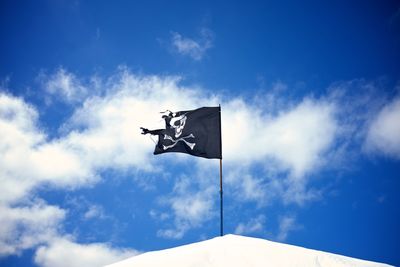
[{"x1": 163, "y1": 134, "x2": 196, "y2": 150}]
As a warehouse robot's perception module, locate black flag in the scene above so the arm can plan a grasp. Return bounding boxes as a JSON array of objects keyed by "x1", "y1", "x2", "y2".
[{"x1": 141, "y1": 106, "x2": 222, "y2": 159}]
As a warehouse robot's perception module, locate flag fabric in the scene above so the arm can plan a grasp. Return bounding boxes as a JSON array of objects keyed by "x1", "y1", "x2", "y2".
[{"x1": 141, "y1": 106, "x2": 222, "y2": 159}]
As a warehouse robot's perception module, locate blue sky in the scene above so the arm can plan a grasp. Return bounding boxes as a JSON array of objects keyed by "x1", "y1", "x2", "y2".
[{"x1": 1, "y1": 1, "x2": 400, "y2": 266}]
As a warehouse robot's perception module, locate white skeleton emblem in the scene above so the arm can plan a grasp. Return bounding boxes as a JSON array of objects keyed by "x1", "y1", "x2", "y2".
[{"x1": 163, "y1": 113, "x2": 196, "y2": 150}]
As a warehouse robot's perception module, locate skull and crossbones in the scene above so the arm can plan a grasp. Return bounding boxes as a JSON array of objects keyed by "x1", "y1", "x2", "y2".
[
  {"x1": 141, "y1": 110, "x2": 196, "y2": 151},
  {"x1": 163, "y1": 112, "x2": 195, "y2": 150}
]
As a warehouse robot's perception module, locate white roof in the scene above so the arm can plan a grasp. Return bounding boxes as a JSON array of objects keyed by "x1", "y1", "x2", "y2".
[{"x1": 105, "y1": 234, "x2": 392, "y2": 267}]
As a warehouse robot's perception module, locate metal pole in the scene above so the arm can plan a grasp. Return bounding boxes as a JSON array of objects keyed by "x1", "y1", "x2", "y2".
[
  {"x1": 218, "y1": 104, "x2": 223, "y2": 237},
  {"x1": 220, "y1": 158, "x2": 223, "y2": 236}
]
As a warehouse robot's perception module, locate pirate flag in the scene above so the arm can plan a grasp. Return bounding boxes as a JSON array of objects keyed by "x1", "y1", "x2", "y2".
[{"x1": 141, "y1": 106, "x2": 222, "y2": 159}]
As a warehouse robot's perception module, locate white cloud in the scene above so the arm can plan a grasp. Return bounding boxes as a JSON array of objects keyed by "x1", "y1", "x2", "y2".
[
  {"x1": 59, "y1": 71, "x2": 218, "y2": 173},
  {"x1": 234, "y1": 215, "x2": 266, "y2": 235},
  {"x1": 0, "y1": 70, "x2": 220, "y2": 252},
  {"x1": 149, "y1": 210, "x2": 170, "y2": 221},
  {"x1": 0, "y1": 93, "x2": 96, "y2": 205},
  {"x1": 225, "y1": 168, "x2": 271, "y2": 206},
  {"x1": 3, "y1": 68, "x2": 387, "y2": 249},
  {"x1": 171, "y1": 28, "x2": 213, "y2": 60},
  {"x1": 2, "y1": 69, "x2": 341, "y2": 243},
  {"x1": 1, "y1": 70, "x2": 215, "y2": 204},
  {"x1": 0, "y1": 90, "x2": 139, "y2": 259},
  {"x1": 83, "y1": 204, "x2": 106, "y2": 220},
  {"x1": 276, "y1": 215, "x2": 298, "y2": 242},
  {"x1": 32, "y1": 68, "x2": 340, "y2": 185},
  {"x1": 221, "y1": 98, "x2": 337, "y2": 206},
  {"x1": 64, "y1": 196, "x2": 109, "y2": 221},
  {"x1": 365, "y1": 97, "x2": 400, "y2": 159},
  {"x1": 223, "y1": 98, "x2": 338, "y2": 177},
  {"x1": 0, "y1": 200, "x2": 65, "y2": 256},
  {"x1": 34, "y1": 237, "x2": 139, "y2": 267},
  {"x1": 41, "y1": 68, "x2": 89, "y2": 103},
  {"x1": 157, "y1": 176, "x2": 215, "y2": 239}
]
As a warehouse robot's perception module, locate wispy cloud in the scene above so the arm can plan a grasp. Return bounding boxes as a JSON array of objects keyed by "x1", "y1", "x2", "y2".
[
  {"x1": 39, "y1": 67, "x2": 89, "y2": 104},
  {"x1": 0, "y1": 200, "x2": 65, "y2": 256},
  {"x1": 225, "y1": 168, "x2": 271, "y2": 206},
  {"x1": 83, "y1": 204, "x2": 106, "y2": 220},
  {"x1": 65, "y1": 196, "x2": 108, "y2": 221},
  {"x1": 234, "y1": 215, "x2": 266, "y2": 235},
  {"x1": 170, "y1": 28, "x2": 214, "y2": 61},
  {"x1": 157, "y1": 176, "x2": 215, "y2": 239},
  {"x1": 365, "y1": 97, "x2": 400, "y2": 159},
  {"x1": 223, "y1": 98, "x2": 338, "y2": 178},
  {"x1": 276, "y1": 215, "x2": 299, "y2": 242}
]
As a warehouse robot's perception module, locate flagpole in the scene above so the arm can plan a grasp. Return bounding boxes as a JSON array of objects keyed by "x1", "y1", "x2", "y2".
[
  {"x1": 219, "y1": 158, "x2": 223, "y2": 236},
  {"x1": 219, "y1": 104, "x2": 223, "y2": 237}
]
